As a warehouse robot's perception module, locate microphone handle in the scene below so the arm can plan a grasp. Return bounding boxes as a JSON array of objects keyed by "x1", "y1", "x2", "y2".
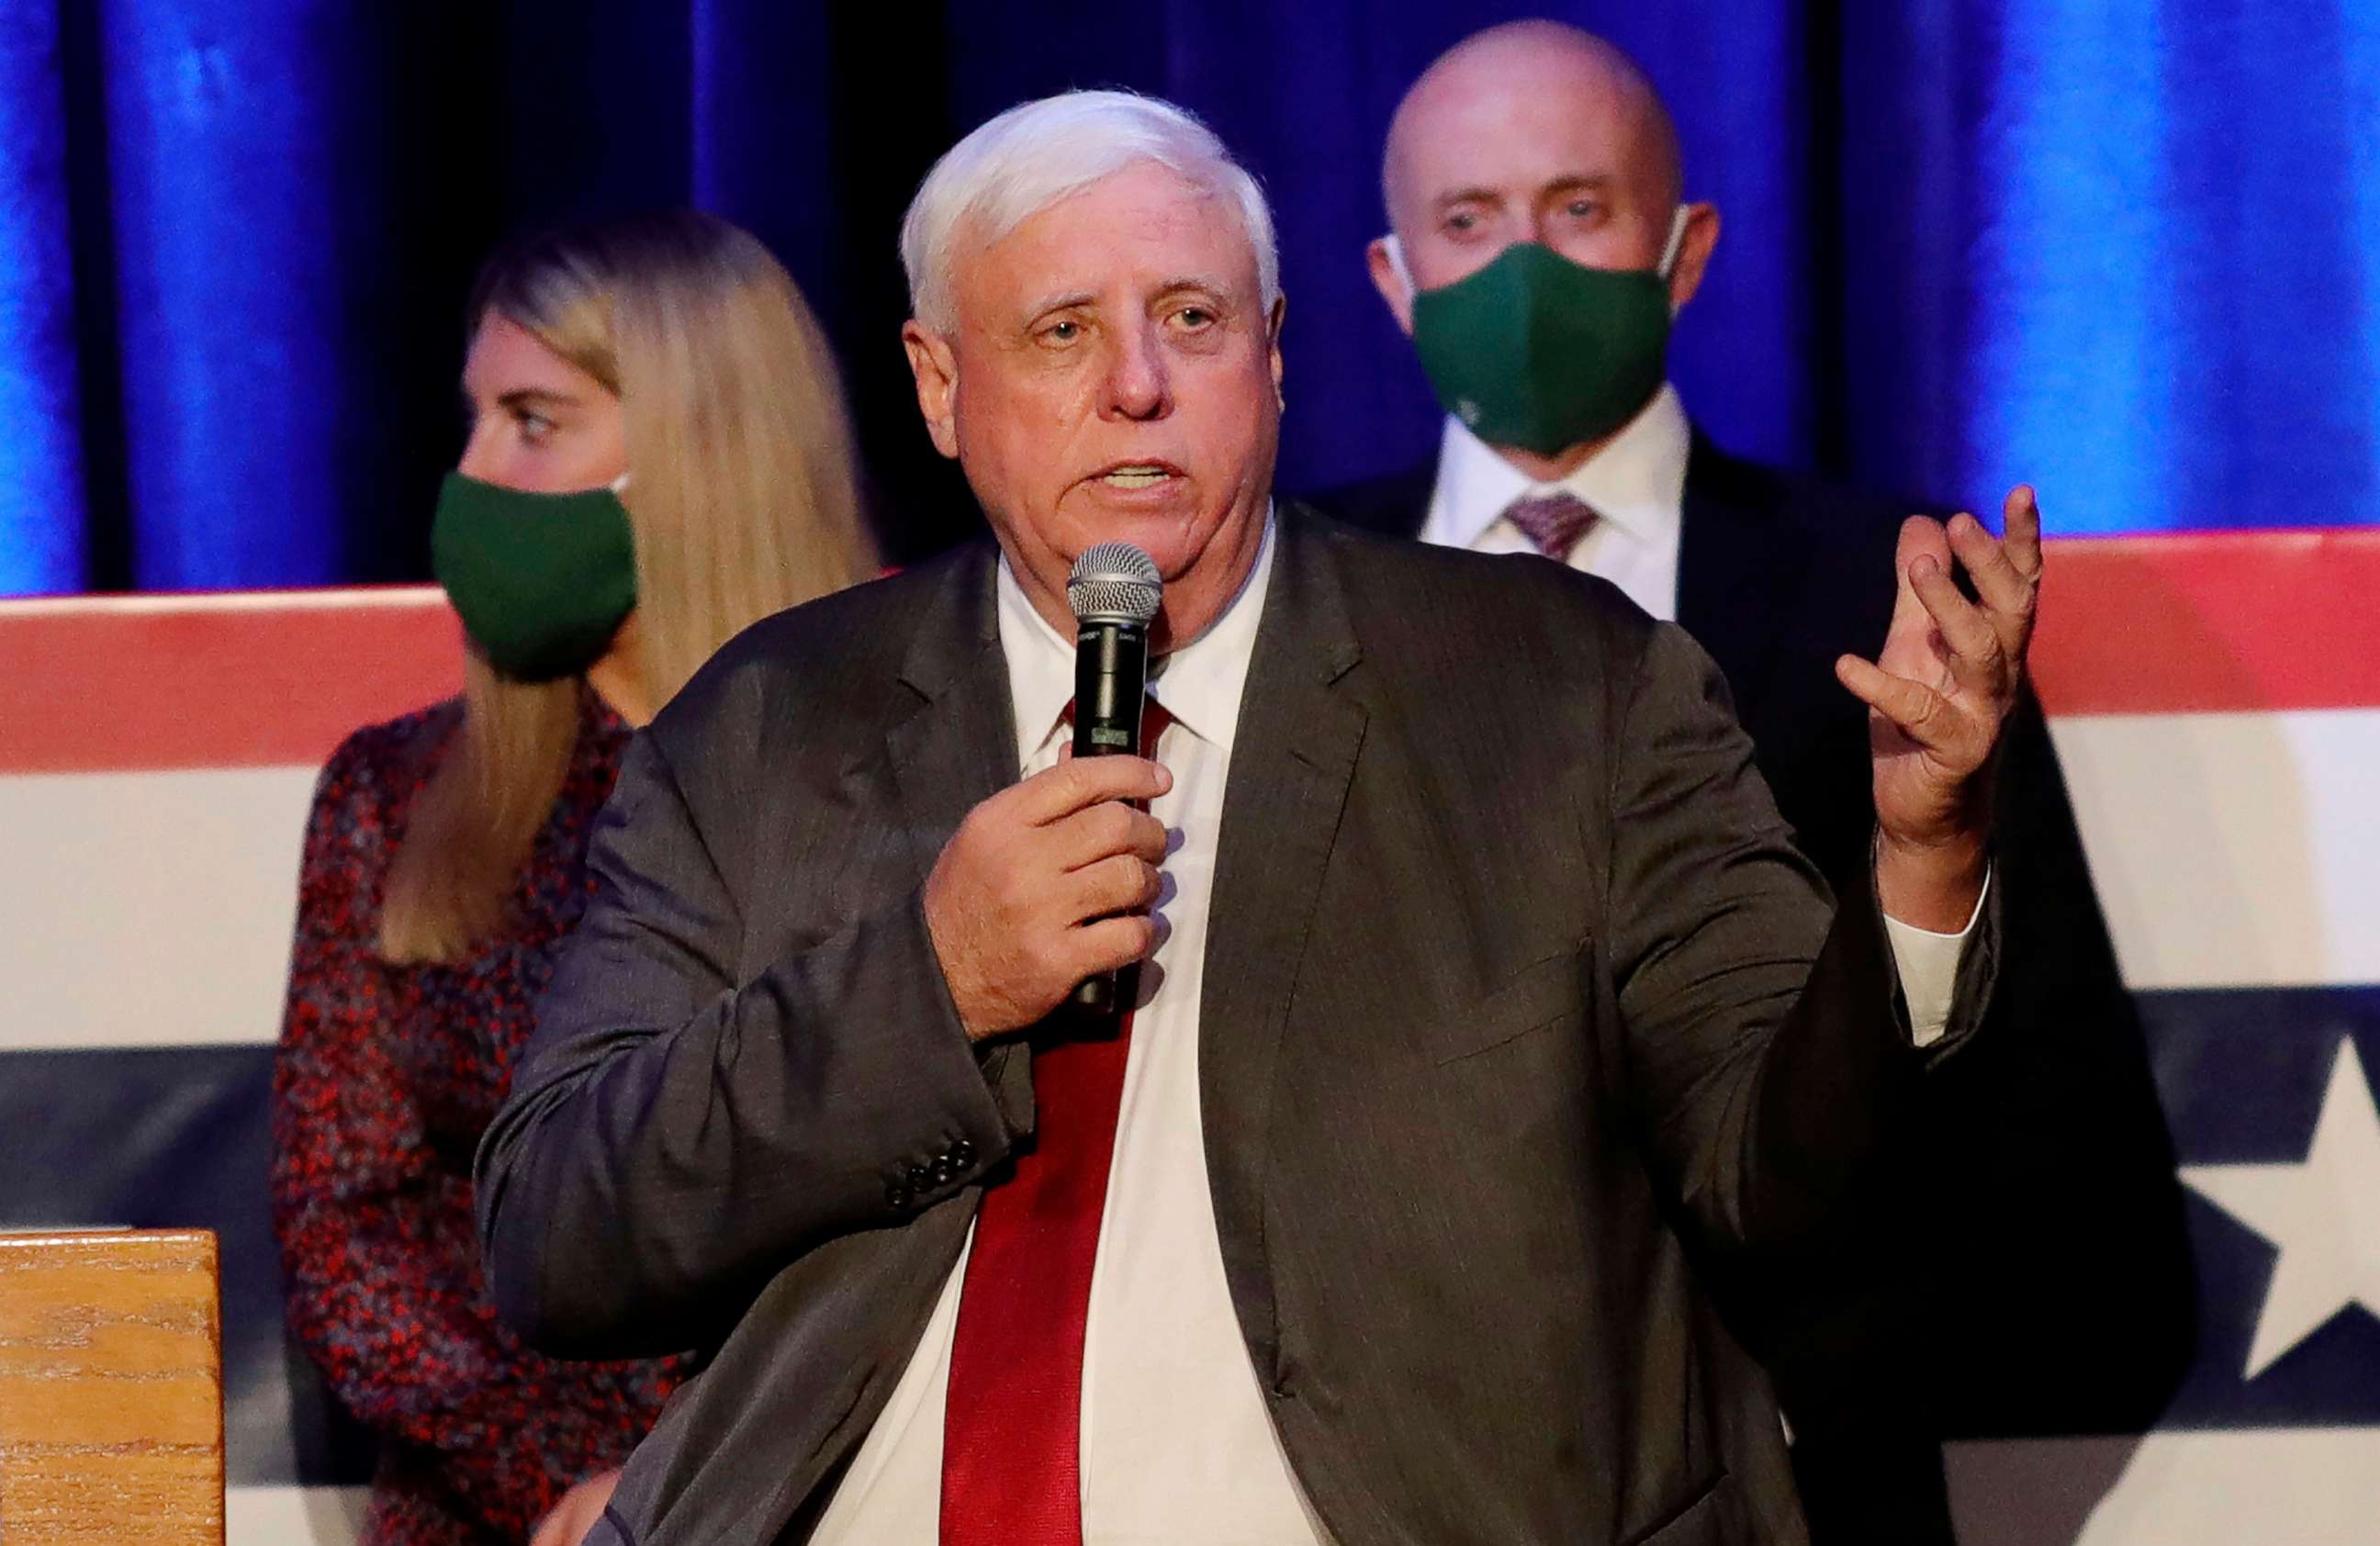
[{"x1": 1069, "y1": 619, "x2": 1151, "y2": 1017}]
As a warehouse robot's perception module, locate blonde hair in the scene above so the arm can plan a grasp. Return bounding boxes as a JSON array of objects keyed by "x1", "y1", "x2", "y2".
[{"x1": 380, "y1": 210, "x2": 874, "y2": 965}]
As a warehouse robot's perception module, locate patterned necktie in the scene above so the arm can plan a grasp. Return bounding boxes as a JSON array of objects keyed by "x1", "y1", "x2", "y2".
[
  {"x1": 1503, "y1": 490, "x2": 1600, "y2": 562},
  {"x1": 939, "y1": 695, "x2": 1170, "y2": 1546}
]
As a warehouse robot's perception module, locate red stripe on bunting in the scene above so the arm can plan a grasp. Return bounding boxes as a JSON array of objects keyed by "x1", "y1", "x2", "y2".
[
  {"x1": 0, "y1": 588, "x2": 466, "y2": 773},
  {"x1": 2030, "y1": 529, "x2": 2380, "y2": 716},
  {"x1": 0, "y1": 529, "x2": 2368, "y2": 775}
]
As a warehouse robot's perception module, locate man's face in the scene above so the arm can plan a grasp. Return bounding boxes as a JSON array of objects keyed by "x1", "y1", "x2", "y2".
[
  {"x1": 1370, "y1": 44, "x2": 1710, "y2": 330},
  {"x1": 904, "y1": 161, "x2": 1284, "y2": 647}
]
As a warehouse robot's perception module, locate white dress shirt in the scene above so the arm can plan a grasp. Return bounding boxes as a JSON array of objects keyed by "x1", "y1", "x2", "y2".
[
  {"x1": 1420, "y1": 383, "x2": 1692, "y2": 621},
  {"x1": 814, "y1": 515, "x2": 1330, "y2": 1544},
  {"x1": 1416, "y1": 385, "x2": 1981, "y2": 1035}
]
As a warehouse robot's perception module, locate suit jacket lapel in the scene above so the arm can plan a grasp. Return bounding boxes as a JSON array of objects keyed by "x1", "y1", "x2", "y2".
[
  {"x1": 1199, "y1": 509, "x2": 1368, "y2": 1385},
  {"x1": 883, "y1": 542, "x2": 1015, "y2": 868},
  {"x1": 1677, "y1": 431, "x2": 1808, "y2": 723},
  {"x1": 881, "y1": 543, "x2": 1038, "y2": 1128}
]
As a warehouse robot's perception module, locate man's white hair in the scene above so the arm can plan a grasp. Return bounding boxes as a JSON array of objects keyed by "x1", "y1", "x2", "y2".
[{"x1": 900, "y1": 88, "x2": 1279, "y2": 334}]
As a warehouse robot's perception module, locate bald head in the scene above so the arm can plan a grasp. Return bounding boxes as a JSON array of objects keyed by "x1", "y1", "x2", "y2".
[
  {"x1": 1386, "y1": 22, "x2": 1682, "y2": 226},
  {"x1": 1370, "y1": 19, "x2": 1712, "y2": 333}
]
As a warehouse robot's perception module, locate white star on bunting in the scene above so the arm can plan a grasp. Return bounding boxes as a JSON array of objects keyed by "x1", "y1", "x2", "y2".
[{"x1": 2182, "y1": 1036, "x2": 2380, "y2": 1378}]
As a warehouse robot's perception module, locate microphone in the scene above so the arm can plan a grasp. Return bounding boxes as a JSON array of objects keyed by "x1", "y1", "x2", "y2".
[{"x1": 1065, "y1": 542, "x2": 1162, "y2": 1017}]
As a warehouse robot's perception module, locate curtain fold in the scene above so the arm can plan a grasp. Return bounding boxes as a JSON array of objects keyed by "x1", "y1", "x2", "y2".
[
  {"x1": 0, "y1": 3, "x2": 85, "y2": 591},
  {"x1": 1, "y1": 0, "x2": 2372, "y2": 595}
]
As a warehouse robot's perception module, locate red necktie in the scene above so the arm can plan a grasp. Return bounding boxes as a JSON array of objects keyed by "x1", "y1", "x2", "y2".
[{"x1": 938, "y1": 696, "x2": 1168, "y2": 1546}]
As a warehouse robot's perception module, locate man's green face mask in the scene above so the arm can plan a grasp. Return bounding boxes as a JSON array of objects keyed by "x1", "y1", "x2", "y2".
[
  {"x1": 430, "y1": 470, "x2": 638, "y2": 682},
  {"x1": 1403, "y1": 207, "x2": 1688, "y2": 456}
]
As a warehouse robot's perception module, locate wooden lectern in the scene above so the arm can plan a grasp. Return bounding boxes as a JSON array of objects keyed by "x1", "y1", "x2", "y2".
[{"x1": 0, "y1": 1230, "x2": 224, "y2": 1545}]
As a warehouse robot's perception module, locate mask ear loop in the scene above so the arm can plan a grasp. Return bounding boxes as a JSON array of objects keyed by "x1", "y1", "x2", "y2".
[
  {"x1": 1656, "y1": 205, "x2": 1690, "y2": 281},
  {"x1": 1656, "y1": 205, "x2": 1692, "y2": 319},
  {"x1": 1380, "y1": 232, "x2": 1416, "y2": 304}
]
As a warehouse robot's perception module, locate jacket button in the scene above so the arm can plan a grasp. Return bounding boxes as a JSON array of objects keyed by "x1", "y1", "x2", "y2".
[
  {"x1": 931, "y1": 1160, "x2": 957, "y2": 1185},
  {"x1": 950, "y1": 1139, "x2": 976, "y2": 1168},
  {"x1": 907, "y1": 1163, "x2": 934, "y2": 1190},
  {"x1": 886, "y1": 1182, "x2": 913, "y2": 1210}
]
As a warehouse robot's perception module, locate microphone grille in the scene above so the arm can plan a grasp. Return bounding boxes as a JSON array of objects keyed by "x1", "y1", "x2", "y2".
[{"x1": 1067, "y1": 542, "x2": 1162, "y2": 625}]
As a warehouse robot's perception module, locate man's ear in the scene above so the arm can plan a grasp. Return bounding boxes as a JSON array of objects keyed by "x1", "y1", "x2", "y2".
[
  {"x1": 1667, "y1": 203, "x2": 1722, "y2": 313},
  {"x1": 901, "y1": 319, "x2": 962, "y2": 460},
  {"x1": 1267, "y1": 294, "x2": 1287, "y2": 409},
  {"x1": 1365, "y1": 235, "x2": 1416, "y2": 336}
]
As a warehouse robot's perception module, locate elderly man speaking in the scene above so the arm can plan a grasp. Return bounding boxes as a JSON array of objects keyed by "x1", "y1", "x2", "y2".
[{"x1": 477, "y1": 91, "x2": 2041, "y2": 1546}]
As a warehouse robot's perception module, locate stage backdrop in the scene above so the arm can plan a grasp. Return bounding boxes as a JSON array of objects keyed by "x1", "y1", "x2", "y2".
[
  {"x1": 3, "y1": 0, "x2": 2376, "y2": 596},
  {"x1": 1, "y1": 531, "x2": 2376, "y2": 1542}
]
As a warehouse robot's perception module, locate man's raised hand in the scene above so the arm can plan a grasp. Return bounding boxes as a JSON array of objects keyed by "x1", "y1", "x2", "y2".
[{"x1": 1835, "y1": 486, "x2": 2043, "y2": 929}]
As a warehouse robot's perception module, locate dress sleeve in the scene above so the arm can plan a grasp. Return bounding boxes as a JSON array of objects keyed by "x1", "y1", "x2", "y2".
[{"x1": 269, "y1": 724, "x2": 679, "y2": 1537}]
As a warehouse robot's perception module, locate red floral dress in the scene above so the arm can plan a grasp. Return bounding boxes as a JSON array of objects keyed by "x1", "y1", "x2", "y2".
[{"x1": 271, "y1": 690, "x2": 684, "y2": 1546}]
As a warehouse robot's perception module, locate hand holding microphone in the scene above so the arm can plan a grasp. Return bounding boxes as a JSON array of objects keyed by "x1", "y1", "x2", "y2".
[{"x1": 922, "y1": 543, "x2": 1167, "y2": 1041}]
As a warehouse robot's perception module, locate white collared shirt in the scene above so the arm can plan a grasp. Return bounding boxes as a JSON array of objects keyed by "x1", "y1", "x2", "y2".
[
  {"x1": 812, "y1": 514, "x2": 1331, "y2": 1544},
  {"x1": 1420, "y1": 383, "x2": 1692, "y2": 621}
]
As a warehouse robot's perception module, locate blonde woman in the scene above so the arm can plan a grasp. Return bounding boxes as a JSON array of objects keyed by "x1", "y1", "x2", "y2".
[{"x1": 271, "y1": 210, "x2": 874, "y2": 1546}]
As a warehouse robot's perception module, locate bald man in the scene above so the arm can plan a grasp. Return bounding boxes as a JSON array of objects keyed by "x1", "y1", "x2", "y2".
[{"x1": 1312, "y1": 21, "x2": 2195, "y2": 1546}]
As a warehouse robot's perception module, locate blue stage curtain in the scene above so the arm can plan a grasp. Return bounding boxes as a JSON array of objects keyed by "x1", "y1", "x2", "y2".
[
  {"x1": 1, "y1": 0, "x2": 2373, "y2": 593},
  {"x1": 0, "y1": 2, "x2": 85, "y2": 591}
]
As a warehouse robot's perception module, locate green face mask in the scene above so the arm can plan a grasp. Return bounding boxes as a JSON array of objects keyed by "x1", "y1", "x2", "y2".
[
  {"x1": 430, "y1": 470, "x2": 637, "y2": 682},
  {"x1": 1407, "y1": 215, "x2": 1685, "y2": 456}
]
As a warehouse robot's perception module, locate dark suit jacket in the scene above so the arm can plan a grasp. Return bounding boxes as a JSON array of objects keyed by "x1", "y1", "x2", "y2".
[
  {"x1": 477, "y1": 509, "x2": 2009, "y2": 1546},
  {"x1": 1312, "y1": 443, "x2": 2196, "y2": 1541}
]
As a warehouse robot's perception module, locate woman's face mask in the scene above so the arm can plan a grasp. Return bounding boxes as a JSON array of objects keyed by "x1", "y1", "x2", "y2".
[{"x1": 430, "y1": 470, "x2": 637, "y2": 682}]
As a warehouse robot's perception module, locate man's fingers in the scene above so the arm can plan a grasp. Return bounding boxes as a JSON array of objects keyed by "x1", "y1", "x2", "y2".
[
  {"x1": 1879, "y1": 516, "x2": 1951, "y2": 658},
  {"x1": 1015, "y1": 754, "x2": 1172, "y2": 823},
  {"x1": 1069, "y1": 853, "x2": 1162, "y2": 918},
  {"x1": 1946, "y1": 510, "x2": 2036, "y2": 641},
  {"x1": 1893, "y1": 516, "x2": 1952, "y2": 593},
  {"x1": 1070, "y1": 913, "x2": 1162, "y2": 978},
  {"x1": 2003, "y1": 484, "x2": 2044, "y2": 581},
  {"x1": 1908, "y1": 555, "x2": 2006, "y2": 693},
  {"x1": 1837, "y1": 654, "x2": 1952, "y2": 743},
  {"x1": 1050, "y1": 801, "x2": 1169, "y2": 871}
]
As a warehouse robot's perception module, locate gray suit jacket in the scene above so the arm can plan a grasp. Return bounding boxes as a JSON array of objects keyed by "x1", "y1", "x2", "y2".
[{"x1": 475, "y1": 507, "x2": 1994, "y2": 1546}]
